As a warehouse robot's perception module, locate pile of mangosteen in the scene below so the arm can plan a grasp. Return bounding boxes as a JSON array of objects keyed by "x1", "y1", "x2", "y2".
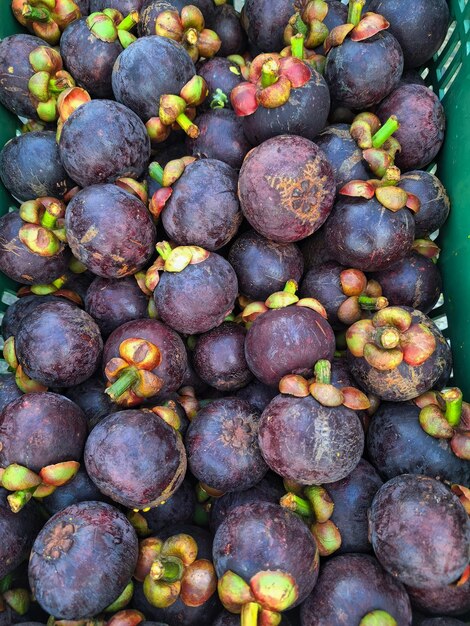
[{"x1": 0, "y1": 0, "x2": 468, "y2": 624}]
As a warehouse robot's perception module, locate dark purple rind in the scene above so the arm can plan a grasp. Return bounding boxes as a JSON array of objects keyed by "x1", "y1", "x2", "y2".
[
  {"x1": 300, "y1": 261, "x2": 347, "y2": 329},
  {"x1": 406, "y1": 577, "x2": 470, "y2": 617},
  {"x1": 212, "y1": 611, "x2": 291, "y2": 626},
  {"x1": 90, "y1": 0, "x2": 143, "y2": 12},
  {"x1": 15, "y1": 300, "x2": 103, "y2": 387},
  {"x1": 299, "y1": 553, "x2": 412, "y2": 625},
  {"x1": 369, "y1": 475, "x2": 470, "y2": 588},
  {"x1": 64, "y1": 375, "x2": 115, "y2": 430},
  {"x1": 0, "y1": 374, "x2": 23, "y2": 412},
  {"x1": 242, "y1": 0, "x2": 297, "y2": 52},
  {"x1": 211, "y1": 5, "x2": 247, "y2": 56},
  {"x1": 186, "y1": 397, "x2": 267, "y2": 492},
  {"x1": 197, "y1": 57, "x2": 242, "y2": 111},
  {"x1": 234, "y1": 379, "x2": 278, "y2": 414},
  {"x1": 1, "y1": 295, "x2": 70, "y2": 341},
  {"x1": 139, "y1": 479, "x2": 196, "y2": 534},
  {"x1": 29, "y1": 501, "x2": 138, "y2": 619},
  {"x1": 398, "y1": 170, "x2": 450, "y2": 238},
  {"x1": 139, "y1": 0, "x2": 214, "y2": 37},
  {"x1": 84, "y1": 409, "x2": 187, "y2": 509},
  {"x1": 42, "y1": 466, "x2": 107, "y2": 515}
]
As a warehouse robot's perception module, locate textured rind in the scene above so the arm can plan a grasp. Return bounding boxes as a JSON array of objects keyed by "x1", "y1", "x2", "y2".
[
  {"x1": 369, "y1": 475, "x2": 470, "y2": 588},
  {"x1": 300, "y1": 553, "x2": 412, "y2": 625},
  {"x1": 29, "y1": 501, "x2": 138, "y2": 620}
]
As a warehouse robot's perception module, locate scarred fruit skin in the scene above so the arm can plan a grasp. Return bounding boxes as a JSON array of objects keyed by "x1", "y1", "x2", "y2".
[
  {"x1": 139, "y1": 0, "x2": 215, "y2": 37},
  {"x1": 242, "y1": 0, "x2": 297, "y2": 51},
  {"x1": 103, "y1": 319, "x2": 188, "y2": 395},
  {"x1": 0, "y1": 131, "x2": 72, "y2": 202},
  {"x1": 239, "y1": 135, "x2": 336, "y2": 243},
  {"x1": 0, "y1": 487, "x2": 42, "y2": 579},
  {"x1": 229, "y1": 230, "x2": 304, "y2": 301},
  {"x1": 348, "y1": 308, "x2": 452, "y2": 402},
  {"x1": 245, "y1": 306, "x2": 335, "y2": 387},
  {"x1": 66, "y1": 185, "x2": 156, "y2": 278},
  {"x1": 59, "y1": 100, "x2": 151, "y2": 188},
  {"x1": 366, "y1": 402, "x2": 470, "y2": 486},
  {"x1": 324, "y1": 195, "x2": 415, "y2": 272},
  {"x1": 300, "y1": 553, "x2": 412, "y2": 625},
  {"x1": 369, "y1": 475, "x2": 470, "y2": 588},
  {"x1": 0, "y1": 211, "x2": 71, "y2": 285},
  {"x1": 85, "y1": 409, "x2": 187, "y2": 509},
  {"x1": 213, "y1": 501, "x2": 319, "y2": 607},
  {"x1": 154, "y1": 253, "x2": 238, "y2": 336},
  {"x1": 186, "y1": 397, "x2": 267, "y2": 492},
  {"x1": 112, "y1": 36, "x2": 195, "y2": 122},
  {"x1": 161, "y1": 159, "x2": 242, "y2": 251},
  {"x1": 259, "y1": 393, "x2": 364, "y2": 484},
  {"x1": 29, "y1": 501, "x2": 138, "y2": 620},
  {"x1": 16, "y1": 300, "x2": 103, "y2": 387},
  {"x1": 377, "y1": 85, "x2": 446, "y2": 171},
  {"x1": 0, "y1": 392, "x2": 87, "y2": 472},
  {"x1": 406, "y1": 577, "x2": 470, "y2": 617},
  {"x1": 193, "y1": 322, "x2": 252, "y2": 391},
  {"x1": 398, "y1": 170, "x2": 450, "y2": 237}
]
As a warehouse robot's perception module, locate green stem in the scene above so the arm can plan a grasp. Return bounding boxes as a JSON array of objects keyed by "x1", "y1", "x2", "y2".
[
  {"x1": 196, "y1": 482, "x2": 211, "y2": 503},
  {"x1": 156, "y1": 241, "x2": 173, "y2": 261},
  {"x1": 290, "y1": 33, "x2": 305, "y2": 59},
  {"x1": 294, "y1": 13, "x2": 308, "y2": 37},
  {"x1": 261, "y1": 61, "x2": 279, "y2": 89},
  {"x1": 40, "y1": 210, "x2": 57, "y2": 229},
  {"x1": 69, "y1": 257, "x2": 87, "y2": 273},
  {"x1": 280, "y1": 493, "x2": 312, "y2": 517},
  {"x1": 443, "y1": 388, "x2": 463, "y2": 427},
  {"x1": 193, "y1": 502, "x2": 210, "y2": 526},
  {"x1": 176, "y1": 112, "x2": 198, "y2": 137},
  {"x1": 314, "y1": 360, "x2": 331, "y2": 384},
  {"x1": 241, "y1": 602, "x2": 260, "y2": 626},
  {"x1": 149, "y1": 162, "x2": 164, "y2": 186},
  {"x1": 358, "y1": 295, "x2": 387, "y2": 310},
  {"x1": 347, "y1": 0, "x2": 365, "y2": 26},
  {"x1": 7, "y1": 489, "x2": 34, "y2": 513},
  {"x1": 105, "y1": 367, "x2": 138, "y2": 401},
  {"x1": 117, "y1": 11, "x2": 138, "y2": 31},
  {"x1": 22, "y1": 5, "x2": 51, "y2": 21},
  {"x1": 284, "y1": 279, "x2": 298, "y2": 295},
  {"x1": 52, "y1": 275, "x2": 67, "y2": 290},
  {"x1": 372, "y1": 116, "x2": 399, "y2": 148},
  {"x1": 151, "y1": 556, "x2": 184, "y2": 583}
]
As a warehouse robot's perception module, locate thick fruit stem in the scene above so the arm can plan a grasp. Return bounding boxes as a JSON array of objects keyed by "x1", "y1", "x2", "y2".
[
  {"x1": 106, "y1": 367, "x2": 139, "y2": 401},
  {"x1": 376, "y1": 327, "x2": 401, "y2": 349},
  {"x1": 291, "y1": 33, "x2": 305, "y2": 59},
  {"x1": 443, "y1": 388, "x2": 463, "y2": 427},
  {"x1": 280, "y1": 492, "x2": 312, "y2": 517},
  {"x1": 358, "y1": 295, "x2": 388, "y2": 310},
  {"x1": 261, "y1": 60, "x2": 279, "y2": 88},
  {"x1": 347, "y1": 0, "x2": 365, "y2": 26},
  {"x1": 149, "y1": 162, "x2": 164, "y2": 186},
  {"x1": 150, "y1": 556, "x2": 185, "y2": 583},
  {"x1": 176, "y1": 112, "x2": 199, "y2": 138},
  {"x1": 118, "y1": 11, "x2": 139, "y2": 31},
  {"x1": 241, "y1": 602, "x2": 260, "y2": 626},
  {"x1": 314, "y1": 360, "x2": 331, "y2": 384},
  {"x1": 371, "y1": 116, "x2": 399, "y2": 148}
]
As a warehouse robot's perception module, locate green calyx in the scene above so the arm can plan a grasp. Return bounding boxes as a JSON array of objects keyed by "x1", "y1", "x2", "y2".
[
  {"x1": 210, "y1": 88, "x2": 229, "y2": 109},
  {"x1": 86, "y1": 12, "x2": 118, "y2": 41},
  {"x1": 150, "y1": 556, "x2": 185, "y2": 583},
  {"x1": 360, "y1": 610, "x2": 397, "y2": 626},
  {"x1": 18, "y1": 198, "x2": 66, "y2": 257}
]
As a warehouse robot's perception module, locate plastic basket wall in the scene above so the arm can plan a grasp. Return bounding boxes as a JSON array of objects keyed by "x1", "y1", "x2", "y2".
[{"x1": 1, "y1": 0, "x2": 470, "y2": 391}]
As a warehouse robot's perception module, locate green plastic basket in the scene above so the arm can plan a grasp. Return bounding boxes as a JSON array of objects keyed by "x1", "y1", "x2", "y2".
[{"x1": 0, "y1": 0, "x2": 469, "y2": 390}]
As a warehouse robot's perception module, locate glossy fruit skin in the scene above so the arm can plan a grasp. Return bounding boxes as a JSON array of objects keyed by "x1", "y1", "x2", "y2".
[
  {"x1": 314, "y1": 123, "x2": 370, "y2": 190},
  {"x1": 229, "y1": 230, "x2": 304, "y2": 301},
  {"x1": 112, "y1": 36, "x2": 195, "y2": 122},
  {"x1": 85, "y1": 276, "x2": 149, "y2": 336},
  {"x1": 1, "y1": 295, "x2": 67, "y2": 340},
  {"x1": 85, "y1": 409, "x2": 186, "y2": 509},
  {"x1": 103, "y1": 319, "x2": 188, "y2": 395},
  {"x1": 197, "y1": 57, "x2": 242, "y2": 111},
  {"x1": 234, "y1": 379, "x2": 278, "y2": 413},
  {"x1": 300, "y1": 261, "x2": 348, "y2": 329},
  {"x1": 366, "y1": 402, "x2": 470, "y2": 486},
  {"x1": 398, "y1": 170, "x2": 450, "y2": 237},
  {"x1": 0, "y1": 488, "x2": 43, "y2": 579},
  {"x1": 245, "y1": 306, "x2": 336, "y2": 387},
  {"x1": 29, "y1": 501, "x2": 138, "y2": 620},
  {"x1": 0, "y1": 131, "x2": 72, "y2": 201},
  {"x1": 369, "y1": 474, "x2": 470, "y2": 589},
  {"x1": 16, "y1": 300, "x2": 103, "y2": 387},
  {"x1": 90, "y1": 0, "x2": 143, "y2": 12},
  {"x1": 242, "y1": 0, "x2": 297, "y2": 51},
  {"x1": 406, "y1": 577, "x2": 470, "y2": 617},
  {"x1": 64, "y1": 376, "x2": 115, "y2": 430},
  {"x1": 242, "y1": 68, "x2": 330, "y2": 146},
  {"x1": 187, "y1": 109, "x2": 252, "y2": 170},
  {"x1": 327, "y1": 458, "x2": 383, "y2": 553},
  {"x1": 43, "y1": 466, "x2": 107, "y2": 515},
  {"x1": 300, "y1": 226, "x2": 336, "y2": 270},
  {"x1": 238, "y1": 135, "x2": 336, "y2": 243},
  {"x1": 0, "y1": 374, "x2": 23, "y2": 412},
  {"x1": 59, "y1": 100, "x2": 151, "y2": 188},
  {"x1": 213, "y1": 501, "x2": 319, "y2": 607},
  {"x1": 377, "y1": 84, "x2": 446, "y2": 171},
  {"x1": 324, "y1": 196, "x2": 415, "y2": 272},
  {"x1": 348, "y1": 308, "x2": 452, "y2": 402},
  {"x1": 186, "y1": 398, "x2": 267, "y2": 492},
  {"x1": 371, "y1": 252, "x2": 442, "y2": 314},
  {"x1": 60, "y1": 18, "x2": 123, "y2": 99},
  {"x1": 0, "y1": 392, "x2": 87, "y2": 472},
  {"x1": 211, "y1": 4, "x2": 247, "y2": 56},
  {"x1": 193, "y1": 323, "x2": 252, "y2": 391},
  {"x1": 368, "y1": 0, "x2": 449, "y2": 68},
  {"x1": 154, "y1": 254, "x2": 238, "y2": 335},
  {"x1": 0, "y1": 35, "x2": 50, "y2": 119},
  {"x1": 0, "y1": 212, "x2": 70, "y2": 285},
  {"x1": 209, "y1": 473, "x2": 284, "y2": 533},
  {"x1": 162, "y1": 159, "x2": 242, "y2": 251},
  {"x1": 259, "y1": 393, "x2": 364, "y2": 484},
  {"x1": 300, "y1": 553, "x2": 412, "y2": 625},
  {"x1": 66, "y1": 184, "x2": 156, "y2": 278},
  {"x1": 325, "y1": 32, "x2": 403, "y2": 109},
  {"x1": 138, "y1": 478, "x2": 196, "y2": 534}
]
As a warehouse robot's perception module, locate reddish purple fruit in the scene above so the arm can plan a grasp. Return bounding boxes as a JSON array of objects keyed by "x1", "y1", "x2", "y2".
[
  {"x1": 186, "y1": 397, "x2": 267, "y2": 492},
  {"x1": 211, "y1": 4, "x2": 247, "y2": 56},
  {"x1": 377, "y1": 84, "x2": 446, "y2": 171},
  {"x1": 234, "y1": 379, "x2": 278, "y2": 413},
  {"x1": 398, "y1": 170, "x2": 450, "y2": 237},
  {"x1": 238, "y1": 135, "x2": 336, "y2": 243},
  {"x1": 406, "y1": 577, "x2": 470, "y2": 617},
  {"x1": 64, "y1": 376, "x2": 116, "y2": 430},
  {"x1": 369, "y1": 474, "x2": 470, "y2": 588},
  {"x1": 29, "y1": 501, "x2": 138, "y2": 619},
  {"x1": 242, "y1": 0, "x2": 297, "y2": 51},
  {"x1": 1, "y1": 294, "x2": 73, "y2": 341},
  {"x1": 300, "y1": 554, "x2": 412, "y2": 625},
  {"x1": 193, "y1": 322, "x2": 252, "y2": 392},
  {"x1": 85, "y1": 409, "x2": 186, "y2": 509}
]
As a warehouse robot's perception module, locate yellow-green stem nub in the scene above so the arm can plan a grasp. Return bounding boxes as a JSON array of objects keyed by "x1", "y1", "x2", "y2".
[
  {"x1": 176, "y1": 112, "x2": 198, "y2": 138},
  {"x1": 284, "y1": 280, "x2": 298, "y2": 295},
  {"x1": 241, "y1": 602, "x2": 261, "y2": 626},
  {"x1": 261, "y1": 60, "x2": 279, "y2": 89},
  {"x1": 118, "y1": 11, "x2": 139, "y2": 31},
  {"x1": 105, "y1": 367, "x2": 139, "y2": 401},
  {"x1": 443, "y1": 388, "x2": 463, "y2": 427},
  {"x1": 280, "y1": 492, "x2": 312, "y2": 517},
  {"x1": 314, "y1": 360, "x2": 331, "y2": 384},
  {"x1": 372, "y1": 116, "x2": 399, "y2": 148},
  {"x1": 40, "y1": 210, "x2": 58, "y2": 230},
  {"x1": 150, "y1": 556, "x2": 184, "y2": 583},
  {"x1": 149, "y1": 162, "x2": 164, "y2": 186},
  {"x1": 347, "y1": 0, "x2": 365, "y2": 26},
  {"x1": 291, "y1": 33, "x2": 305, "y2": 59}
]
